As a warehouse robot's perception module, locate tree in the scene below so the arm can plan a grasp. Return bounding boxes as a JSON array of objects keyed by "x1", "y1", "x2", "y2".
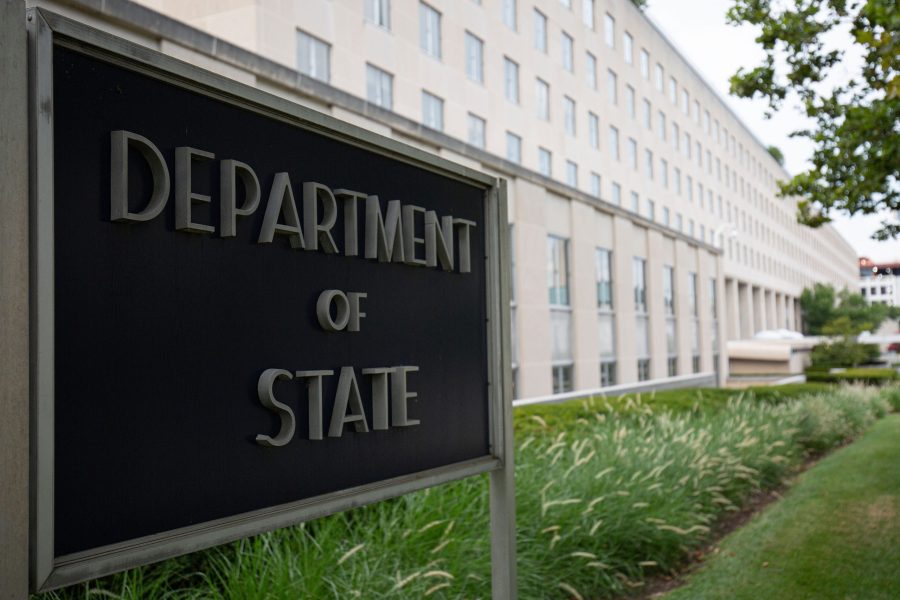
[
  {"x1": 766, "y1": 145, "x2": 785, "y2": 166},
  {"x1": 727, "y1": 0, "x2": 900, "y2": 241},
  {"x1": 800, "y1": 283, "x2": 837, "y2": 334}
]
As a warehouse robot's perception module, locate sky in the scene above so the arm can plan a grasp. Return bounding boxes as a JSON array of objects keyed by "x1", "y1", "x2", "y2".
[{"x1": 644, "y1": 0, "x2": 899, "y2": 263}]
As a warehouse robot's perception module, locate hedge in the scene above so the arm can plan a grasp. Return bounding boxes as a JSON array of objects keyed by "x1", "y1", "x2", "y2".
[{"x1": 804, "y1": 368, "x2": 898, "y2": 385}]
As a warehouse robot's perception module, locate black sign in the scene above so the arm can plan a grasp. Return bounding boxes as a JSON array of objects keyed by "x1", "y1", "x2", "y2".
[{"x1": 50, "y1": 43, "x2": 494, "y2": 560}]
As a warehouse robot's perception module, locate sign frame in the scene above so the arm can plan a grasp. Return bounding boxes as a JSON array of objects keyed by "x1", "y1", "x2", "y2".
[{"x1": 27, "y1": 9, "x2": 513, "y2": 593}]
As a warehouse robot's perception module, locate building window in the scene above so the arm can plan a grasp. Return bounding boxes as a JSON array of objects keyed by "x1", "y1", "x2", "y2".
[
  {"x1": 365, "y1": 0, "x2": 391, "y2": 29},
  {"x1": 534, "y1": 9, "x2": 547, "y2": 53},
  {"x1": 660, "y1": 159, "x2": 669, "y2": 188},
  {"x1": 504, "y1": 57, "x2": 520, "y2": 103},
  {"x1": 710, "y1": 277, "x2": 719, "y2": 379},
  {"x1": 657, "y1": 111, "x2": 666, "y2": 141},
  {"x1": 625, "y1": 85, "x2": 636, "y2": 118},
  {"x1": 588, "y1": 112, "x2": 599, "y2": 149},
  {"x1": 419, "y1": 2, "x2": 441, "y2": 58},
  {"x1": 689, "y1": 272, "x2": 700, "y2": 373},
  {"x1": 609, "y1": 126, "x2": 620, "y2": 160},
  {"x1": 536, "y1": 78, "x2": 550, "y2": 120},
  {"x1": 623, "y1": 32, "x2": 633, "y2": 64},
  {"x1": 663, "y1": 266, "x2": 677, "y2": 377},
  {"x1": 586, "y1": 51, "x2": 597, "y2": 89},
  {"x1": 582, "y1": 0, "x2": 594, "y2": 28},
  {"x1": 630, "y1": 191, "x2": 639, "y2": 213},
  {"x1": 506, "y1": 131, "x2": 522, "y2": 163},
  {"x1": 564, "y1": 96, "x2": 576, "y2": 135},
  {"x1": 642, "y1": 99, "x2": 651, "y2": 129},
  {"x1": 548, "y1": 236, "x2": 570, "y2": 306},
  {"x1": 654, "y1": 63, "x2": 664, "y2": 92},
  {"x1": 639, "y1": 48, "x2": 650, "y2": 78},
  {"x1": 646, "y1": 198, "x2": 655, "y2": 221},
  {"x1": 590, "y1": 172, "x2": 601, "y2": 197},
  {"x1": 421, "y1": 91, "x2": 444, "y2": 130},
  {"x1": 644, "y1": 149, "x2": 654, "y2": 179},
  {"x1": 365, "y1": 64, "x2": 393, "y2": 109},
  {"x1": 566, "y1": 161, "x2": 578, "y2": 187},
  {"x1": 297, "y1": 30, "x2": 331, "y2": 82},
  {"x1": 539, "y1": 147, "x2": 552, "y2": 177},
  {"x1": 607, "y1": 69, "x2": 618, "y2": 104},
  {"x1": 600, "y1": 361, "x2": 616, "y2": 387},
  {"x1": 627, "y1": 138, "x2": 637, "y2": 169},
  {"x1": 669, "y1": 76, "x2": 678, "y2": 104},
  {"x1": 502, "y1": 0, "x2": 517, "y2": 31},
  {"x1": 662, "y1": 206, "x2": 670, "y2": 226},
  {"x1": 611, "y1": 182, "x2": 622, "y2": 205},
  {"x1": 550, "y1": 236, "x2": 573, "y2": 392},
  {"x1": 672, "y1": 122, "x2": 680, "y2": 151},
  {"x1": 633, "y1": 257, "x2": 647, "y2": 313},
  {"x1": 467, "y1": 113, "x2": 486, "y2": 148},
  {"x1": 465, "y1": 32, "x2": 484, "y2": 83},
  {"x1": 604, "y1": 13, "x2": 615, "y2": 47},
  {"x1": 561, "y1": 32, "x2": 574, "y2": 72},
  {"x1": 597, "y1": 247, "x2": 615, "y2": 387}
]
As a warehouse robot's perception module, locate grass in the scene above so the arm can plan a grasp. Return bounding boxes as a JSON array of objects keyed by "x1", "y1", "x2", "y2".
[
  {"x1": 37, "y1": 385, "x2": 895, "y2": 599},
  {"x1": 664, "y1": 414, "x2": 900, "y2": 600}
]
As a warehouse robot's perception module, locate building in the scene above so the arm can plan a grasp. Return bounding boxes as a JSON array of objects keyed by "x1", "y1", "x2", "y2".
[
  {"x1": 859, "y1": 257, "x2": 900, "y2": 307},
  {"x1": 36, "y1": 0, "x2": 859, "y2": 399}
]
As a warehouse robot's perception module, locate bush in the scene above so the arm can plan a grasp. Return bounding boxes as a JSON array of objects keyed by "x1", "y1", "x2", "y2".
[
  {"x1": 810, "y1": 339, "x2": 880, "y2": 368},
  {"x1": 805, "y1": 368, "x2": 897, "y2": 386},
  {"x1": 880, "y1": 385, "x2": 900, "y2": 412}
]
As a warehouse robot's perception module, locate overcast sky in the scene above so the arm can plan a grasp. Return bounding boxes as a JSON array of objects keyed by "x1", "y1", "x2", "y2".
[{"x1": 644, "y1": 0, "x2": 899, "y2": 263}]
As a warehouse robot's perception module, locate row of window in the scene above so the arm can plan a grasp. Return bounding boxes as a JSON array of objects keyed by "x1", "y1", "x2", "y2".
[{"x1": 545, "y1": 235, "x2": 717, "y2": 394}]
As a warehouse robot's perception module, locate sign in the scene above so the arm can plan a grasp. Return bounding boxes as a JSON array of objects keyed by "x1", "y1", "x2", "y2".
[{"x1": 29, "y1": 12, "x2": 511, "y2": 592}]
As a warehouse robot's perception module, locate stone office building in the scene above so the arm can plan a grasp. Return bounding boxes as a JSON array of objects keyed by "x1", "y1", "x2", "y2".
[{"x1": 35, "y1": 0, "x2": 859, "y2": 399}]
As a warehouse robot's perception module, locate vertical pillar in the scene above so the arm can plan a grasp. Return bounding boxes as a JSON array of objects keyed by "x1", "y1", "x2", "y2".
[
  {"x1": 785, "y1": 296, "x2": 794, "y2": 331},
  {"x1": 740, "y1": 283, "x2": 754, "y2": 338},
  {"x1": 775, "y1": 293, "x2": 785, "y2": 330},
  {"x1": 0, "y1": 1, "x2": 30, "y2": 597},
  {"x1": 726, "y1": 278, "x2": 740, "y2": 340},
  {"x1": 753, "y1": 286, "x2": 765, "y2": 333}
]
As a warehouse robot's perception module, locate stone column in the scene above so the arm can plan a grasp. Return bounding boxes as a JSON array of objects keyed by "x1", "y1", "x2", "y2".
[{"x1": 725, "y1": 278, "x2": 740, "y2": 340}]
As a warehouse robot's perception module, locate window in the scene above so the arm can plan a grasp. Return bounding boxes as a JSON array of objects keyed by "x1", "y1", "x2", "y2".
[
  {"x1": 609, "y1": 126, "x2": 620, "y2": 160},
  {"x1": 625, "y1": 85, "x2": 636, "y2": 118},
  {"x1": 660, "y1": 159, "x2": 668, "y2": 187},
  {"x1": 297, "y1": 30, "x2": 331, "y2": 82},
  {"x1": 664, "y1": 265, "x2": 677, "y2": 376},
  {"x1": 623, "y1": 32, "x2": 633, "y2": 64},
  {"x1": 533, "y1": 9, "x2": 547, "y2": 52},
  {"x1": 421, "y1": 91, "x2": 443, "y2": 130},
  {"x1": 590, "y1": 172, "x2": 601, "y2": 197},
  {"x1": 467, "y1": 113, "x2": 486, "y2": 148},
  {"x1": 654, "y1": 63, "x2": 664, "y2": 91},
  {"x1": 465, "y1": 32, "x2": 483, "y2": 83},
  {"x1": 536, "y1": 78, "x2": 550, "y2": 120},
  {"x1": 597, "y1": 247, "x2": 616, "y2": 386},
  {"x1": 686, "y1": 175, "x2": 693, "y2": 201},
  {"x1": 689, "y1": 272, "x2": 700, "y2": 373},
  {"x1": 642, "y1": 99, "x2": 651, "y2": 129},
  {"x1": 604, "y1": 13, "x2": 615, "y2": 47},
  {"x1": 552, "y1": 364, "x2": 573, "y2": 394},
  {"x1": 564, "y1": 96, "x2": 576, "y2": 135},
  {"x1": 566, "y1": 160, "x2": 578, "y2": 187},
  {"x1": 657, "y1": 111, "x2": 666, "y2": 141},
  {"x1": 630, "y1": 191, "x2": 639, "y2": 212},
  {"x1": 365, "y1": 0, "x2": 391, "y2": 29},
  {"x1": 676, "y1": 212, "x2": 683, "y2": 231},
  {"x1": 710, "y1": 277, "x2": 719, "y2": 378},
  {"x1": 611, "y1": 182, "x2": 622, "y2": 205},
  {"x1": 607, "y1": 69, "x2": 618, "y2": 104},
  {"x1": 662, "y1": 206, "x2": 670, "y2": 226},
  {"x1": 586, "y1": 52, "x2": 597, "y2": 89},
  {"x1": 627, "y1": 138, "x2": 637, "y2": 169},
  {"x1": 646, "y1": 198, "x2": 656, "y2": 221},
  {"x1": 672, "y1": 122, "x2": 680, "y2": 151},
  {"x1": 704, "y1": 109, "x2": 711, "y2": 133},
  {"x1": 502, "y1": 0, "x2": 517, "y2": 31},
  {"x1": 548, "y1": 236, "x2": 570, "y2": 306},
  {"x1": 420, "y1": 3, "x2": 441, "y2": 58},
  {"x1": 561, "y1": 32, "x2": 574, "y2": 72},
  {"x1": 685, "y1": 133, "x2": 692, "y2": 158},
  {"x1": 668, "y1": 76, "x2": 677, "y2": 104},
  {"x1": 365, "y1": 64, "x2": 393, "y2": 109},
  {"x1": 582, "y1": 0, "x2": 594, "y2": 28},
  {"x1": 674, "y1": 167, "x2": 681, "y2": 193},
  {"x1": 506, "y1": 132, "x2": 522, "y2": 163},
  {"x1": 634, "y1": 257, "x2": 650, "y2": 381},
  {"x1": 538, "y1": 147, "x2": 552, "y2": 176},
  {"x1": 639, "y1": 49, "x2": 649, "y2": 79},
  {"x1": 644, "y1": 149, "x2": 654, "y2": 179},
  {"x1": 588, "y1": 112, "x2": 599, "y2": 149},
  {"x1": 504, "y1": 57, "x2": 519, "y2": 103}
]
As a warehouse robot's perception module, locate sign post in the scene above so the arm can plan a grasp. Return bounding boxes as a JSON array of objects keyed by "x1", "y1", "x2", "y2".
[{"x1": 24, "y1": 8, "x2": 515, "y2": 597}]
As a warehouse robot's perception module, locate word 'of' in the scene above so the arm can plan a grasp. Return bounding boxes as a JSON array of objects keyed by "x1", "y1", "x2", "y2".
[
  {"x1": 110, "y1": 130, "x2": 477, "y2": 273},
  {"x1": 256, "y1": 366, "x2": 420, "y2": 446}
]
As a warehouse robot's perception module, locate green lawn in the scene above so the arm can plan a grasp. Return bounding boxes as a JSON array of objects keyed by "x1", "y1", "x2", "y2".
[{"x1": 665, "y1": 414, "x2": 900, "y2": 600}]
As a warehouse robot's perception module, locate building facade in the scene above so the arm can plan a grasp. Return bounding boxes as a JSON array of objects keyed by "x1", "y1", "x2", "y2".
[
  {"x1": 859, "y1": 257, "x2": 900, "y2": 307},
  {"x1": 37, "y1": 0, "x2": 859, "y2": 399}
]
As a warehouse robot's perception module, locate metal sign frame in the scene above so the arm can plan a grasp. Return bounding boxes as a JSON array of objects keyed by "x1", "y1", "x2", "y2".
[{"x1": 28, "y1": 9, "x2": 513, "y2": 594}]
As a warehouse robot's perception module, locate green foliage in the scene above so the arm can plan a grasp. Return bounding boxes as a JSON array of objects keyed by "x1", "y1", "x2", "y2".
[
  {"x1": 800, "y1": 283, "x2": 894, "y2": 334},
  {"x1": 726, "y1": 0, "x2": 900, "y2": 240},
  {"x1": 631, "y1": 0, "x2": 648, "y2": 9},
  {"x1": 810, "y1": 338, "x2": 881, "y2": 368},
  {"x1": 880, "y1": 385, "x2": 900, "y2": 412},
  {"x1": 805, "y1": 368, "x2": 897, "y2": 385},
  {"x1": 39, "y1": 386, "x2": 888, "y2": 600},
  {"x1": 766, "y1": 144, "x2": 785, "y2": 166}
]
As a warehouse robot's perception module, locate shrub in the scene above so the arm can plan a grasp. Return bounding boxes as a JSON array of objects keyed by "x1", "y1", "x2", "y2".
[
  {"x1": 810, "y1": 339, "x2": 880, "y2": 368},
  {"x1": 805, "y1": 368, "x2": 897, "y2": 386},
  {"x1": 880, "y1": 385, "x2": 900, "y2": 412}
]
